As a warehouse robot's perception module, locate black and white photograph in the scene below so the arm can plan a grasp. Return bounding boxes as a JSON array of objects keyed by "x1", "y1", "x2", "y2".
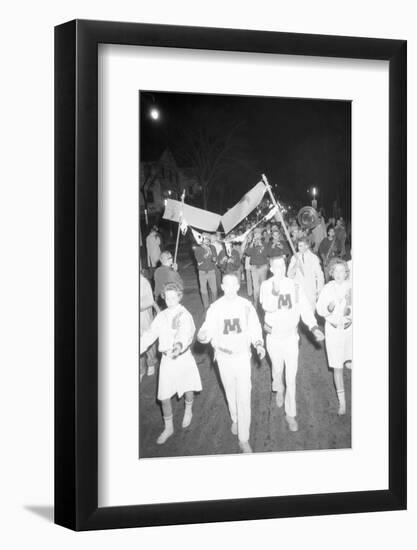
[
  {"x1": 0, "y1": 0, "x2": 412, "y2": 543},
  {"x1": 139, "y1": 91, "x2": 352, "y2": 458}
]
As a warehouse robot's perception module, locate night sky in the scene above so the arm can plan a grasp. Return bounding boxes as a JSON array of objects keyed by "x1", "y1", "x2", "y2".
[{"x1": 140, "y1": 91, "x2": 351, "y2": 219}]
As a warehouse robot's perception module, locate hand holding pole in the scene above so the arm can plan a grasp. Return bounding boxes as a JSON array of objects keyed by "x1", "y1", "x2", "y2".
[{"x1": 261, "y1": 174, "x2": 304, "y2": 276}]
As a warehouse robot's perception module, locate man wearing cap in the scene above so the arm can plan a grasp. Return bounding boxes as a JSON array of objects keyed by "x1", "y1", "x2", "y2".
[{"x1": 193, "y1": 233, "x2": 218, "y2": 310}]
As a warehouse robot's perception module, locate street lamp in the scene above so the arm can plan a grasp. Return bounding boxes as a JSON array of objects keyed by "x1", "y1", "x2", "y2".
[
  {"x1": 311, "y1": 187, "x2": 318, "y2": 209},
  {"x1": 150, "y1": 107, "x2": 160, "y2": 121},
  {"x1": 141, "y1": 92, "x2": 161, "y2": 122}
]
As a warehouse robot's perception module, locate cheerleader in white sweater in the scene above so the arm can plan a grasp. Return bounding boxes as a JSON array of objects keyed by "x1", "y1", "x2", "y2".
[
  {"x1": 197, "y1": 272, "x2": 265, "y2": 453},
  {"x1": 316, "y1": 258, "x2": 352, "y2": 415},
  {"x1": 260, "y1": 256, "x2": 324, "y2": 432},
  {"x1": 140, "y1": 282, "x2": 202, "y2": 444}
]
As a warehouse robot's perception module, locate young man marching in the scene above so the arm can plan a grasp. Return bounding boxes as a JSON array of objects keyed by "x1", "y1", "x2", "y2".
[
  {"x1": 244, "y1": 229, "x2": 269, "y2": 307},
  {"x1": 287, "y1": 236, "x2": 324, "y2": 310},
  {"x1": 193, "y1": 233, "x2": 218, "y2": 310},
  {"x1": 197, "y1": 272, "x2": 265, "y2": 453},
  {"x1": 260, "y1": 256, "x2": 324, "y2": 432}
]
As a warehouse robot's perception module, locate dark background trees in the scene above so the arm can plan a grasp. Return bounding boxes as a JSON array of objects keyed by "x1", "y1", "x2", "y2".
[{"x1": 140, "y1": 91, "x2": 351, "y2": 220}]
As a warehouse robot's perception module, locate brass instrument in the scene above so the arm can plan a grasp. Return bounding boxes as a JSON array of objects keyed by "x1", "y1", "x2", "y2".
[{"x1": 297, "y1": 206, "x2": 319, "y2": 230}]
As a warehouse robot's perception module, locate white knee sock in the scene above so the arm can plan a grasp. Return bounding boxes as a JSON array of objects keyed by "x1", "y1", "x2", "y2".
[
  {"x1": 182, "y1": 399, "x2": 193, "y2": 428},
  {"x1": 157, "y1": 415, "x2": 174, "y2": 444},
  {"x1": 337, "y1": 390, "x2": 346, "y2": 415}
]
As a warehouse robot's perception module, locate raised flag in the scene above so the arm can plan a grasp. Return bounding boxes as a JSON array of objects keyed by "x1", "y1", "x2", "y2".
[
  {"x1": 179, "y1": 216, "x2": 188, "y2": 235},
  {"x1": 163, "y1": 199, "x2": 221, "y2": 232},
  {"x1": 220, "y1": 181, "x2": 266, "y2": 235},
  {"x1": 190, "y1": 227, "x2": 203, "y2": 245},
  {"x1": 265, "y1": 205, "x2": 278, "y2": 221}
]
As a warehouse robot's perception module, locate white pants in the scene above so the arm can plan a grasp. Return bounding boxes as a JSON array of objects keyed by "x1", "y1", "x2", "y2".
[
  {"x1": 266, "y1": 333, "x2": 299, "y2": 418},
  {"x1": 245, "y1": 268, "x2": 253, "y2": 297},
  {"x1": 250, "y1": 264, "x2": 268, "y2": 305},
  {"x1": 216, "y1": 351, "x2": 252, "y2": 443}
]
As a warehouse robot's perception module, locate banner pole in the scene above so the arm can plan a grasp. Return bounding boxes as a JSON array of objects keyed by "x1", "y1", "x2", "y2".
[
  {"x1": 261, "y1": 174, "x2": 296, "y2": 256},
  {"x1": 261, "y1": 174, "x2": 304, "y2": 276},
  {"x1": 173, "y1": 190, "x2": 185, "y2": 266}
]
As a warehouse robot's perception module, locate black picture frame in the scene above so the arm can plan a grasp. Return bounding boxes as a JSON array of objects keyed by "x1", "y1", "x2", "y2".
[{"x1": 55, "y1": 19, "x2": 407, "y2": 531}]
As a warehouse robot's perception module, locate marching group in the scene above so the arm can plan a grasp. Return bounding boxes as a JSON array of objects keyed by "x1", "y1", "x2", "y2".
[{"x1": 140, "y1": 214, "x2": 352, "y2": 453}]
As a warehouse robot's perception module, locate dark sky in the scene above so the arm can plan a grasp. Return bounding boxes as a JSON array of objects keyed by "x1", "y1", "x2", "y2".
[{"x1": 140, "y1": 91, "x2": 351, "y2": 218}]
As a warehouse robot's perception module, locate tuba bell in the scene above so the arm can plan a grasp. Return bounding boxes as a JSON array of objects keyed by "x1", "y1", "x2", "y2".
[{"x1": 297, "y1": 206, "x2": 319, "y2": 230}]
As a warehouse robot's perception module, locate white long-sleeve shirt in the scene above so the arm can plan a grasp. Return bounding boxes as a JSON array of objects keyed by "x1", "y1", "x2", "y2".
[
  {"x1": 146, "y1": 232, "x2": 161, "y2": 267},
  {"x1": 316, "y1": 280, "x2": 352, "y2": 328},
  {"x1": 198, "y1": 295, "x2": 263, "y2": 354},
  {"x1": 260, "y1": 276, "x2": 317, "y2": 337},
  {"x1": 140, "y1": 274, "x2": 154, "y2": 335},
  {"x1": 287, "y1": 249, "x2": 324, "y2": 305},
  {"x1": 140, "y1": 304, "x2": 195, "y2": 355}
]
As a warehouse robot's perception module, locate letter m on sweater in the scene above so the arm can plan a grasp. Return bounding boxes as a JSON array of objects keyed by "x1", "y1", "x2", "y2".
[
  {"x1": 223, "y1": 318, "x2": 242, "y2": 334},
  {"x1": 278, "y1": 294, "x2": 292, "y2": 309}
]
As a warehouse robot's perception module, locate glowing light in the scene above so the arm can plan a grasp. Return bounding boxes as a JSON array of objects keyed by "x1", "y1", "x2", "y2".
[{"x1": 150, "y1": 108, "x2": 160, "y2": 120}]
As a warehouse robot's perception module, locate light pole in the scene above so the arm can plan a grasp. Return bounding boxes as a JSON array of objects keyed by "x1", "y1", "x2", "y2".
[
  {"x1": 311, "y1": 187, "x2": 318, "y2": 209},
  {"x1": 150, "y1": 107, "x2": 160, "y2": 121},
  {"x1": 141, "y1": 91, "x2": 162, "y2": 122}
]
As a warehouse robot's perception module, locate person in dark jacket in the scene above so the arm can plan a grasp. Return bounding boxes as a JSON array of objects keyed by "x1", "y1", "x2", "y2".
[
  {"x1": 318, "y1": 226, "x2": 340, "y2": 281},
  {"x1": 193, "y1": 233, "x2": 218, "y2": 310},
  {"x1": 266, "y1": 227, "x2": 291, "y2": 260},
  {"x1": 154, "y1": 250, "x2": 184, "y2": 307},
  {"x1": 245, "y1": 229, "x2": 269, "y2": 306},
  {"x1": 217, "y1": 242, "x2": 242, "y2": 276}
]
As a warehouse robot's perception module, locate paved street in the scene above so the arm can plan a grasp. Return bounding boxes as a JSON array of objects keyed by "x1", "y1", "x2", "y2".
[{"x1": 139, "y1": 242, "x2": 351, "y2": 458}]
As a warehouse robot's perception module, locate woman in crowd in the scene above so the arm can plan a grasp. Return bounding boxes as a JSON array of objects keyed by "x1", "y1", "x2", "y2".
[
  {"x1": 146, "y1": 225, "x2": 162, "y2": 269},
  {"x1": 140, "y1": 266, "x2": 159, "y2": 380},
  {"x1": 140, "y1": 282, "x2": 202, "y2": 444},
  {"x1": 316, "y1": 258, "x2": 352, "y2": 415}
]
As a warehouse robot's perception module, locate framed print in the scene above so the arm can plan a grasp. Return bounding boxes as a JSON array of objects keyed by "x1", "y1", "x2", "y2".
[{"x1": 55, "y1": 20, "x2": 406, "y2": 530}]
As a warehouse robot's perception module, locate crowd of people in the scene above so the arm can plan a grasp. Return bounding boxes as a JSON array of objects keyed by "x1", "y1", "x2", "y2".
[{"x1": 139, "y1": 211, "x2": 352, "y2": 454}]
